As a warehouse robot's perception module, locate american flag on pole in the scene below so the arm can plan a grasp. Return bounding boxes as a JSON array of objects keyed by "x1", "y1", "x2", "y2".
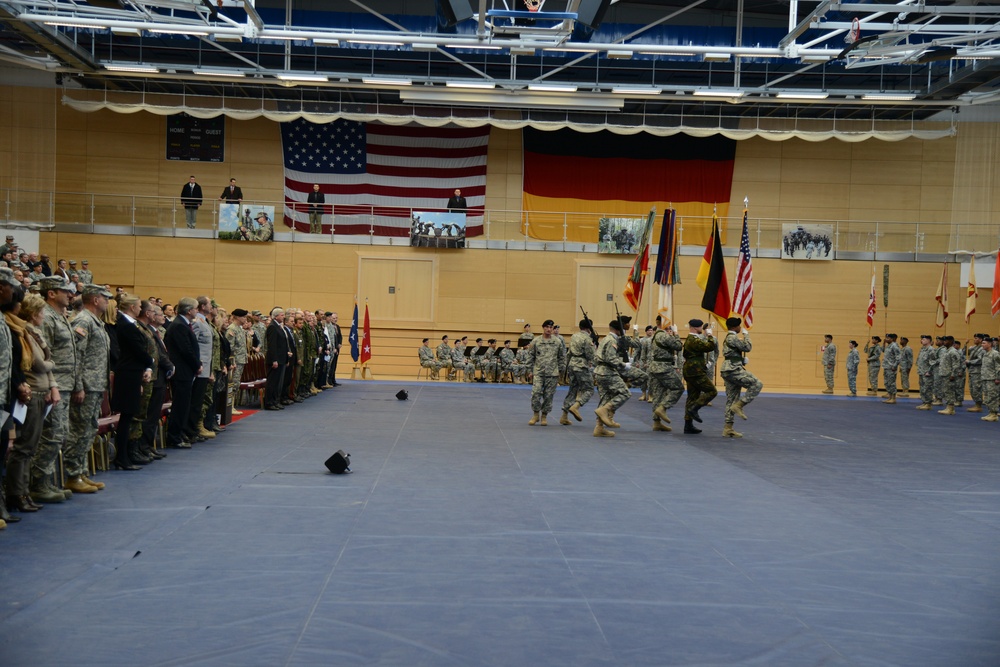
[
  {"x1": 731, "y1": 209, "x2": 754, "y2": 328},
  {"x1": 280, "y1": 120, "x2": 488, "y2": 236}
]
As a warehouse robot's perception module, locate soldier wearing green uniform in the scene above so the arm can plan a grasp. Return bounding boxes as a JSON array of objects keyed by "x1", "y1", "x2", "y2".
[
  {"x1": 252, "y1": 311, "x2": 267, "y2": 356},
  {"x1": 526, "y1": 320, "x2": 566, "y2": 426},
  {"x1": 128, "y1": 299, "x2": 160, "y2": 461},
  {"x1": 682, "y1": 318, "x2": 718, "y2": 435},
  {"x1": 719, "y1": 317, "x2": 762, "y2": 438},
  {"x1": 436, "y1": 335, "x2": 454, "y2": 380},
  {"x1": 31, "y1": 276, "x2": 80, "y2": 503},
  {"x1": 846, "y1": 340, "x2": 860, "y2": 397},
  {"x1": 298, "y1": 313, "x2": 317, "y2": 397},
  {"x1": 821, "y1": 335, "x2": 836, "y2": 394},
  {"x1": 938, "y1": 336, "x2": 962, "y2": 415},
  {"x1": 593, "y1": 320, "x2": 630, "y2": 437},
  {"x1": 966, "y1": 333, "x2": 985, "y2": 412},
  {"x1": 864, "y1": 335, "x2": 882, "y2": 396},
  {"x1": 899, "y1": 337, "x2": 913, "y2": 393},
  {"x1": 498, "y1": 340, "x2": 515, "y2": 381},
  {"x1": 418, "y1": 338, "x2": 441, "y2": 379},
  {"x1": 76, "y1": 260, "x2": 94, "y2": 285},
  {"x1": 882, "y1": 333, "x2": 901, "y2": 404},
  {"x1": 451, "y1": 338, "x2": 474, "y2": 382},
  {"x1": 226, "y1": 309, "x2": 250, "y2": 412},
  {"x1": 932, "y1": 336, "x2": 945, "y2": 405},
  {"x1": 560, "y1": 319, "x2": 596, "y2": 425},
  {"x1": 915, "y1": 335, "x2": 935, "y2": 409},
  {"x1": 980, "y1": 337, "x2": 999, "y2": 422},
  {"x1": 645, "y1": 316, "x2": 684, "y2": 432}
]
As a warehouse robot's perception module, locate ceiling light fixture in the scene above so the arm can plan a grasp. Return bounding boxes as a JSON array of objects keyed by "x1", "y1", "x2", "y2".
[
  {"x1": 194, "y1": 69, "x2": 246, "y2": 77},
  {"x1": 611, "y1": 86, "x2": 661, "y2": 95},
  {"x1": 151, "y1": 27, "x2": 211, "y2": 36},
  {"x1": 445, "y1": 81, "x2": 496, "y2": 89},
  {"x1": 693, "y1": 88, "x2": 745, "y2": 98},
  {"x1": 276, "y1": 73, "x2": 329, "y2": 82},
  {"x1": 446, "y1": 43, "x2": 502, "y2": 50},
  {"x1": 606, "y1": 50, "x2": 634, "y2": 59},
  {"x1": 348, "y1": 39, "x2": 405, "y2": 46},
  {"x1": 527, "y1": 83, "x2": 579, "y2": 92},
  {"x1": 104, "y1": 63, "x2": 160, "y2": 73},
  {"x1": 703, "y1": 52, "x2": 732, "y2": 62},
  {"x1": 862, "y1": 93, "x2": 917, "y2": 100},
  {"x1": 363, "y1": 77, "x2": 413, "y2": 86},
  {"x1": 313, "y1": 38, "x2": 341, "y2": 46},
  {"x1": 44, "y1": 20, "x2": 109, "y2": 29},
  {"x1": 776, "y1": 91, "x2": 830, "y2": 99}
]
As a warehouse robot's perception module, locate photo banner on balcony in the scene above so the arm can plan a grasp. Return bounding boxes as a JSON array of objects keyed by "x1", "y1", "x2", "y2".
[
  {"x1": 280, "y1": 119, "x2": 488, "y2": 237},
  {"x1": 521, "y1": 128, "x2": 736, "y2": 245},
  {"x1": 218, "y1": 204, "x2": 274, "y2": 242},
  {"x1": 780, "y1": 223, "x2": 833, "y2": 260},
  {"x1": 411, "y1": 212, "x2": 466, "y2": 249}
]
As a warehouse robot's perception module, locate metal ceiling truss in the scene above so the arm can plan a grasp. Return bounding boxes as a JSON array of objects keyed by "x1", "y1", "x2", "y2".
[{"x1": 0, "y1": 0, "x2": 998, "y2": 124}]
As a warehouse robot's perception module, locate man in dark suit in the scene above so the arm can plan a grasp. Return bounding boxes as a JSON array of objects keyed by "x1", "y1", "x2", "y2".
[
  {"x1": 264, "y1": 307, "x2": 290, "y2": 410},
  {"x1": 180, "y1": 176, "x2": 203, "y2": 229},
  {"x1": 164, "y1": 297, "x2": 202, "y2": 448},
  {"x1": 219, "y1": 178, "x2": 243, "y2": 204},
  {"x1": 111, "y1": 295, "x2": 154, "y2": 470},
  {"x1": 139, "y1": 303, "x2": 174, "y2": 460},
  {"x1": 446, "y1": 188, "x2": 467, "y2": 212},
  {"x1": 327, "y1": 312, "x2": 343, "y2": 386},
  {"x1": 306, "y1": 184, "x2": 325, "y2": 234}
]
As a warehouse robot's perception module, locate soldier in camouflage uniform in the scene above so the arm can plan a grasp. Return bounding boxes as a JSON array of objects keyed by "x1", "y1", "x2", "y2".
[
  {"x1": 76, "y1": 260, "x2": 93, "y2": 285},
  {"x1": 899, "y1": 337, "x2": 913, "y2": 393},
  {"x1": 846, "y1": 340, "x2": 860, "y2": 397},
  {"x1": 31, "y1": 276, "x2": 81, "y2": 503},
  {"x1": 560, "y1": 319, "x2": 596, "y2": 425},
  {"x1": 291, "y1": 314, "x2": 306, "y2": 398},
  {"x1": 636, "y1": 326, "x2": 654, "y2": 401},
  {"x1": 937, "y1": 336, "x2": 962, "y2": 415},
  {"x1": 979, "y1": 337, "x2": 1000, "y2": 422},
  {"x1": 226, "y1": 309, "x2": 250, "y2": 412},
  {"x1": 418, "y1": 338, "x2": 441, "y2": 379},
  {"x1": 498, "y1": 340, "x2": 515, "y2": 381},
  {"x1": 882, "y1": 333, "x2": 901, "y2": 404},
  {"x1": 915, "y1": 335, "x2": 935, "y2": 409},
  {"x1": 821, "y1": 334, "x2": 836, "y2": 394},
  {"x1": 646, "y1": 316, "x2": 684, "y2": 432},
  {"x1": 681, "y1": 318, "x2": 718, "y2": 435},
  {"x1": 513, "y1": 345, "x2": 531, "y2": 384},
  {"x1": 128, "y1": 299, "x2": 161, "y2": 462},
  {"x1": 525, "y1": 320, "x2": 567, "y2": 426},
  {"x1": 298, "y1": 312, "x2": 317, "y2": 397},
  {"x1": 63, "y1": 285, "x2": 113, "y2": 491},
  {"x1": 719, "y1": 317, "x2": 762, "y2": 438},
  {"x1": 966, "y1": 333, "x2": 985, "y2": 412},
  {"x1": 932, "y1": 336, "x2": 945, "y2": 405},
  {"x1": 251, "y1": 311, "x2": 266, "y2": 356},
  {"x1": 864, "y1": 335, "x2": 882, "y2": 396},
  {"x1": 592, "y1": 320, "x2": 633, "y2": 437},
  {"x1": 482, "y1": 339, "x2": 501, "y2": 382},
  {"x1": 451, "y1": 337, "x2": 474, "y2": 382},
  {"x1": 436, "y1": 335, "x2": 455, "y2": 380}
]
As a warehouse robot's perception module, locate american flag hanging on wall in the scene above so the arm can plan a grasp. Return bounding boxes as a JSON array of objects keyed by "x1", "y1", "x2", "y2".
[{"x1": 280, "y1": 119, "x2": 488, "y2": 236}]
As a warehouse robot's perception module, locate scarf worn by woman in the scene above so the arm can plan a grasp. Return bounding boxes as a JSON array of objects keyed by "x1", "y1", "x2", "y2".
[{"x1": 3, "y1": 312, "x2": 33, "y2": 373}]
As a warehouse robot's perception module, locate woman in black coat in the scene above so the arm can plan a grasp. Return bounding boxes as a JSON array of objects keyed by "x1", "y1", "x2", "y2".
[{"x1": 111, "y1": 295, "x2": 153, "y2": 470}]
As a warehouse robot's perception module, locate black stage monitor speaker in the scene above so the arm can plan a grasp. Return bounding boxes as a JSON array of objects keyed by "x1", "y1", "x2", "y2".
[
  {"x1": 396, "y1": 390, "x2": 409, "y2": 400},
  {"x1": 325, "y1": 450, "x2": 352, "y2": 474},
  {"x1": 438, "y1": 0, "x2": 473, "y2": 27},
  {"x1": 576, "y1": 0, "x2": 611, "y2": 29}
]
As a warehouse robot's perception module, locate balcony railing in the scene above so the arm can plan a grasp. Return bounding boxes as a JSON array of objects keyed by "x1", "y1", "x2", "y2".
[{"x1": 3, "y1": 188, "x2": 996, "y2": 261}]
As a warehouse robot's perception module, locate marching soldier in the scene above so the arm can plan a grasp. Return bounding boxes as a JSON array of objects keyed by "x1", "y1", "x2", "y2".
[
  {"x1": 593, "y1": 320, "x2": 630, "y2": 437},
  {"x1": 418, "y1": 338, "x2": 441, "y2": 380},
  {"x1": 560, "y1": 319, "x2": 596, "y2": 425},
  {"x1": 938, "y1": 336, "x2": 962, "y2": 415},
  {"x1": 719, "y1": 317, "x2": 762, "y2": 438},
  {"x1": 681, "y1": 319, "x2": 718, "y2": 435},
  {"x1": 646, "y1": 316, "x2": 684, "y2": 432},
  {"x1": 525, "y1": 320, "x2": 566, "y2": 426},
  {"x1": 966, "y1": 333, "x2": 985, "y2": 412},
  {"x1": 821, "y1": 334, "x2": 836, "y2": 394},
  {"x1": 864, "y1": 335, "x2": 882, "y2": 396},
  {"x1": 980, "y1": 337, "x2": 999, "y2": 422},
  {"x1": 882, "y1": 333, "x2": 901, "y2": 404}
]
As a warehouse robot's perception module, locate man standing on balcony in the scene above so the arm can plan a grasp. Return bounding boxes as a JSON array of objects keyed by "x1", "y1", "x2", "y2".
[
  {"x1": 446, "y1": 189, "x2": 467, "y2": 213},
  {"x1": 219, "y1": 178, "x2": 243, "y2": 205},
  {"x1": 307, "y1": 184, "x2": 325, "y2": 234},
  {"x1": 180, "y1": 175, "x2": 204, "y2": 229}
]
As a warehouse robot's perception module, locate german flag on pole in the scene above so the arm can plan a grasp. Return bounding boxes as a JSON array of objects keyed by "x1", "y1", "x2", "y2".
[{"x1": 696, "y1": 214, "x2": 732, "y2": 327}]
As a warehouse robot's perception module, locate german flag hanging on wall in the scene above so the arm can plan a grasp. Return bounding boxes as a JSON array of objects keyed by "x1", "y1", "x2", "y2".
[{"x1": 522, "y1": 128, "x2": 736, "y2": 245}]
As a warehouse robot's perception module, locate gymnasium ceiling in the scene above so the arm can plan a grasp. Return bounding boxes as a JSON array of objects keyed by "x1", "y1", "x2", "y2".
[{"x1": 1, "y1": 0, "x2": 1000, "y2": 126}]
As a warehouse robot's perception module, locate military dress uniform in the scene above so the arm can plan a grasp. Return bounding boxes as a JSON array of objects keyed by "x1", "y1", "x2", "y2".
[
  {"x1": 525, "y1": 336, "x2": 567, "y2": 425},
  {"x1": 31, "y1": 301, "x2": 80, "y2": 499},
  {"x1": 561, "y1": 331, "x2": 596, "y2": 424},
  {"x1": 593, "y1": 331, "x2": 630, "y2": 436},
  {"x1": 646, "y1": 327, "x2": 684, "y2": 430},
  {"x1": 720, "y1": 329, "x2": 763, "y2": 437},
  {"x1": 821, "y1": 342, "x2": 837, "y2": 392},
  {"x1": 882, "y1": 340, "x2": 901, "y2": 402},
  {"x1": 682, "y1": 332, "x2": 718, "y2": 430},
  {"x1": 864, "y1": 341, "x2": 882, "y2": 395},
  {"x1": 846, "y1": 347, "x2": 860, "y2": 396}
]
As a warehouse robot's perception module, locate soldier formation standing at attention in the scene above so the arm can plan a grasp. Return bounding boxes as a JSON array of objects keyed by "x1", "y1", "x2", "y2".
[
  {"x1": 915, "y1": 335, "x2": 936, "y2": 410},
  {"x1": 966, "y1": 334, "x2": 985, "y2": 413},
  {"x1": 646, "y1": 315, "x2": 684, "y2": 432},
  {"x1": 525, "y1": 319, "x2": 566, "y2": 426},
  {"x1": 932, "y1": 336, "x2": 945, "y2": 405},
  {"x1": 899, "y1": 337, "x2": 913, "y2": 394},
  {"x1": 881, "y1": 333, "x2": 901, "y2": 404},
  {"x1": 560, "y1": 319, "x2": 596, "y2": 426},
  {"x1": 846, "y1": 340, "x2": 860, "y2": 397},
  {"x1": 681, "y1": 319, "x2": 718, "y2": 435},
  {"x1": 938, "y1": 336, "x2": 963, "y2": 415},
  {"x1": 719, "y1": 317, "x2": 762, "y2": 438},
  {"x1": 821, "y1": 334, "x2": 836, "y2": 394},
  {"x1": 864, "y1": 335, "x2": 882, "y2": 396},
  {"x1": 593, "y1": 320, "x2": 631, "y2": 438}
]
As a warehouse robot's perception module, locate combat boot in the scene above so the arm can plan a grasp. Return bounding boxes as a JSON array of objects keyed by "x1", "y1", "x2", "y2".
[
  {"x1": 198, "y1": 426, "x2": 216, "y2": 439},
  {"x1": 528, "y1": 412, "x2": 539, "y2": 426},
  {"x1": 568, "y1": 403, "x2": 582, "y2": 422},
  {"x1": 866, "y1": 390, "x2": 877, "y2": 396},
  {"x1": 652, "y1": 419, "x2": 671, "y2": 432},
  {"x1": 559, "y1": 411, "x2": 571, "y2": 425},
  {"x1": 30, "y1": 480, "x2": 64, "y2": 504},
  {"x1": 593, "y1": 421, "x2": 615, "y2": 438},
  {"x1": 938, "y1": 405, "x2": 955, "y2": 415},
  {"x1": 981, "y1": 413, "x2": 998, "y2": 422},
  {"x1": 722, "y1": 424, "x2": 743, "y2": 438},
  {"x1": 968, "y1": 404, "x2": 983, "y2": 413},
  {"x1": 931, "y1": 400, "x2": 943, "y2": 406},
  {"x1": 539, "y1": 413, "x2": 548, "y2": 426},
  {"x1": 64, "y1": 476, "x2": 98, "y2": 494},
  {"x1": 821, "y1": 389, "x2": 833, "y2": 394},
  {"x1": 731, "y1": 400, "x2": 747, "y2": 420},
  {"x1": 882, "y1": 396, "x2": 896, "y2": 404},
  {"x1": 594, "y1": 405, "x2": 615, "y2": 428},
  {"x1": 607, "y1": 410, "x2": 622, "y2": 428},
  {"x1": 916, "y1": 403, "x2": 932, "y2": 410},
  {"x1": 683, "y1": 420, "x2": 701, "y2": 435},
  {"x1": 639, "y1": 391, "x2": 647, "y2": 402},
  {"x1": 653, "y1": 406, "x2": 670, "y2": 423},
  {"x1": 81, "y1": 474, "x2": 105, "y2": 490},
  {"x1": 848, "y1": 392, "x2": 857, "y2": 397}
]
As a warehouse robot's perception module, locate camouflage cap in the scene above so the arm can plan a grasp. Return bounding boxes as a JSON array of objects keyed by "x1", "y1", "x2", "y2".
[
  {"x1": 38, "y1": 275, "x2": 74, "y2": 292},
  {"x1": 0, "y1": 267, "x2": 19, "y2": 288},
  {"x1": 82, "y1": 283, "x2": 113, "y2": 298},
  {"x1": 251, "y1": 310, "x2": 262, "y2": 316},
  {"x1": 69, "y1": 260, "x2": 78, "y2": 266}
]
